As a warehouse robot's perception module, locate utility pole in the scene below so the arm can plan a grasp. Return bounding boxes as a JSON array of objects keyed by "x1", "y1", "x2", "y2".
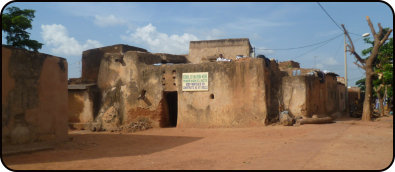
[
  {"x1": 314, "y1": 56, "x2": 317, "y2": 68},
  {"x1": 343, "y1": 31, "x2": 349, "y2": 117}
]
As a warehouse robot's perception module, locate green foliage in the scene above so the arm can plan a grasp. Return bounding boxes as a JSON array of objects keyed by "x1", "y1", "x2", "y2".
[
  {"x1": 2, "y1": 6, "x2": 43, "y2": 51},
  {"x1": 356, "y1": 78, "x2": 366, "y2": 93},
  {"x1": 357, "y1": 32, "x2": 393, "y2": 105}
]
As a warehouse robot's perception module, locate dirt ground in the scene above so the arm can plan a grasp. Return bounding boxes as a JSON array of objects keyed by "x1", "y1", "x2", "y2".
[{"x1": 2, "y1": 115, "x2": 393, "y2": 170}]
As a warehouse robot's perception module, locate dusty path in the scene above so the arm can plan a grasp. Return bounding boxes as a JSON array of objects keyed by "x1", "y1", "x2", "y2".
[{"x1": 2, "y1": 116, "x2": 393, "y2": 170}]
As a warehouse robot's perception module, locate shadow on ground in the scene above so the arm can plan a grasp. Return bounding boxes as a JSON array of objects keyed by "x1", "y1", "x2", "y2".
[{"x1": 2, "y1": 133, "x2": 203, "y2": 166}]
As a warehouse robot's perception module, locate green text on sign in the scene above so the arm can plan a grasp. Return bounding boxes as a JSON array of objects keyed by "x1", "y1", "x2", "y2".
[{"x1": 182, "y1": 72, "x2": 208, "y2": 91}]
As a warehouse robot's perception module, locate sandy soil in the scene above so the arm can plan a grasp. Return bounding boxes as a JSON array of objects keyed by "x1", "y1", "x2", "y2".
[{"x1": 2, "y1": 116, "x2": 393, "y2": 170}]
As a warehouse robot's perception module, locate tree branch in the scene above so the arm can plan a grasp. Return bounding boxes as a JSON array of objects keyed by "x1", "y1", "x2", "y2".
[
  {"x1": 375, "y1": 84, "x2": 384, "y2": 93},
  {"x1": 341, "y1": 24, "x2": 366, "y2": 64},
  {"x1": 366, "y1": 16, "x2": 377, "y2": 38},
  {"x1": 352, "y1": 52, "x2": 365, "y2": 64},
  {"x1": 379, "y1": 28, "x2": 392, "y2": 46},
  {"x1": 346, "y1": 44, "x2": 352, "y2": 51},
  {"x1": 354, "y1": 61, "x2": 365, "y2": 70},
  {"x1": 377, "y1": 23, "x2": 383, "y2": 39}
]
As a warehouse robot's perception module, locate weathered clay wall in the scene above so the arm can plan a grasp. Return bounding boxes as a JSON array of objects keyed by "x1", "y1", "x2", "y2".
[
  {"x1": 82, "y1": 43, "x2": 346, "y2": 129},
  {"x1": 175, "y1": 58, "x2": 269, "y2": 127},
  {"x1": 307, "y1": 76, "x2": 327, "y2": 116},
  {"x1": 348, "y1": 87, "x2": 362, "y2": 109},
  {"x1": 348, "y1": 87, "x2": 361, "y2": 102},
  {"x1": 81, "y1": 44, "x2": 147, "y2": 83},
  {"x1": 282, "y1": 76, "x2": 309, "y2": 117},
  {"x1": 154, "y1": 53, "x2": 189, "y2": 63},
  {"x1": 67, "y1": 84, "x2": 101, "y2": 130},
  {"x1": 68, "y1": 90, "x2": 92, "y2": 124},
  {"x1": 92, "y1": 51, "x2": 166, "y2": 131},
  {"x1": 282, "y1": 74, "x2": 342, "y2": 118},
  {"x1": 188, "y1": 38, "x2": 252, "y2": 64},
  {"x1": 280, "y1": 67, "x2": 316, "y2": 76},
  {"x1": 92, "y1": 49, "x2": 269, "y2": 129},
  {"x1": 324, "y1": 75, "x2": 340, "y2": 115},
  {"x1": 2, "y1": 46, "x2": 68, "y2": 148},
  {"x1": 278, "y1": 60, "x2": 300, "y2": 69},
  {"x1": 267, "y1": 59, "x2": 285, "y2": 123},
  {"x1": 337, "y1": 83, "x2": 346, "y2": 113}
]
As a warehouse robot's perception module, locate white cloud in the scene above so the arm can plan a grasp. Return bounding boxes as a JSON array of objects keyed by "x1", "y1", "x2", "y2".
[
  {"x1": 325, "y1": 57, "x2": 338, "y2": 65},
  {"x1": 121, "y1": 23, "x2": 199, "y2": 54},
  {"x1": 316, "y1": 63, "x2": 324, "y2": 69},
  {"x1": 225, "y1": 18, "x2": 291, "y2": 32},
  {"x1": 316, "y1": 57, "x2": 338, "y2": 69},
  {"x1": 204, "y1": 29, "x2": 226, "y2": 40},
  {"x1": 94, "y1": 15, "x2": 127, "y2": 27},
  {"x1": 41, "y1": 24, "x2": 103, "y2": 56},
  {"x1": 255, "y1": 46, "x2": 275, "y2": 55}
]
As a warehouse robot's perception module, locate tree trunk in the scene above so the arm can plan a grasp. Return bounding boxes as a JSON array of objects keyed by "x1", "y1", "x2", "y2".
[
  {"x1": 362, "y1": 69, "x2": 373, "y2": 121},
  {"x1": 378, "y1": 93, "x2": 384, "y2": 117},
  {"x1": 384, "y1": 86, "x2": 388, "y2": 114},
  {"x1": 375, "y1": 84, "x2": 385, "y2": 117}
]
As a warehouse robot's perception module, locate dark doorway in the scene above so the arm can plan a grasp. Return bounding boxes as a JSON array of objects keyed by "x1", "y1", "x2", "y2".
[{"x1": 164, "y1": 91, "x2": 178, "y2": 127}]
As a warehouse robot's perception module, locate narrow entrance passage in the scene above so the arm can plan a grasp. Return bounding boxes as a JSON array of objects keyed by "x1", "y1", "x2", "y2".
[{"x1": 164, "y1": 91, "x2": 178, "y2": 127}]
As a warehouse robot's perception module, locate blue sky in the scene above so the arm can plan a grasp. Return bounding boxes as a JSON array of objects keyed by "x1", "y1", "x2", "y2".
[{"x1": 1, "y1": 2, "x2": 393, "y2": 86}]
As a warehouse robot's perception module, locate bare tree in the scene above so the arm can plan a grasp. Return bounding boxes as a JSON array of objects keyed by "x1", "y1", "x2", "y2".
[{"x1": 341, "y1": 16, "x2": 392, "y2": 121}]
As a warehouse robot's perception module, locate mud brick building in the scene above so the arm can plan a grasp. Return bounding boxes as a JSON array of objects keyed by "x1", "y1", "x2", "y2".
[{"x1": 67, "y1": 38, "x2": 347, "y2": 131}]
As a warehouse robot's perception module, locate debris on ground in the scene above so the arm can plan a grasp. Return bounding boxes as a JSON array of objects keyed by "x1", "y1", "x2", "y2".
[
  {"x1": 279, "y1": 111, "x2": 294, "y2": 126},
  {"x1": 119, "y1": 118, "x2": 152, "y2": 133}
]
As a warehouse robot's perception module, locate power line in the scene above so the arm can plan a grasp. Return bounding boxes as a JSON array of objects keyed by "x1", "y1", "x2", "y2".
[
  {"x1": 316, "y1": 4, "x2": 367, "y2": 38},
  {"x1": 256, "y1": 33, "x2": 343, "y2": 51},
  {"x1": 333, "y1": 35, "x2": 344, "y2": 58},
  {"x1": 350, "y1": 32, "x2": 363, "y2": 36},
  {"x1": 317, "y1": 2, "x2": 343, "y2": 32},
  {"x1": 293, "y1": 34, "x2": 342, "y2": 59}
]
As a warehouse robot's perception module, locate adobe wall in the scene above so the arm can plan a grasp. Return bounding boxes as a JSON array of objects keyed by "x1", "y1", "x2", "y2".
[
  {"x1": 81, "y1": 44, "x2": 147, "y2": 83},
  {"x1": 282, "y1": 74, "x2": 342, "y2": 118},
  {"x1": 337, "y1": 83, "x2": 346, "y2": 113},
  {"x1": 278, "y1": 61, "x2": 300, "y2": 69},
  {"x1": 267, "y1": 59, "x2": 285, "y2": 123},
  {"x1": 68, "y1": 85, "x2": 101, "y2": 130},
  {"x1": 280, "y1": 67, "x2": 317, "y2": 76},
  {"x1": 348, "y1": 87, "x2": 362, "y2": 110},
  {"x1": 2, "y1": 46, "x2": 68, "y2": 149},
  {"x1": 175, "y1": 58, "x2": 269, "y2": 127},
  {"x1": 282, "y1": 76, "x2": 309, "y2": 117},
  {"x1": 348, "y1": 87, "x2": 361, "y2": 102},
  {"x1": 80, "y1": 43, "x2": 346, "y2": 129},
  {"x1": 323, "y1": 75, "x2": 339, "y2": 115},
  {"x1": 188, "y1": 38, "x2": 252, "y2": 64},
  {"x1": 68, "y1": 90, "x2": 92, "y2": 129},
  {"x1": 91, "y1": 51, "x2": 166, "y2": 131},
  {"x1": 91, "y1": 50, "x2": 269, "y2": 129}
]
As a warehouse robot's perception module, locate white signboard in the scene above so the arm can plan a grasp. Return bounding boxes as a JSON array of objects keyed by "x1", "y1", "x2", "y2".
[{"x1": 182, "y1": 72, "x2": 208, "y2": 91}]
